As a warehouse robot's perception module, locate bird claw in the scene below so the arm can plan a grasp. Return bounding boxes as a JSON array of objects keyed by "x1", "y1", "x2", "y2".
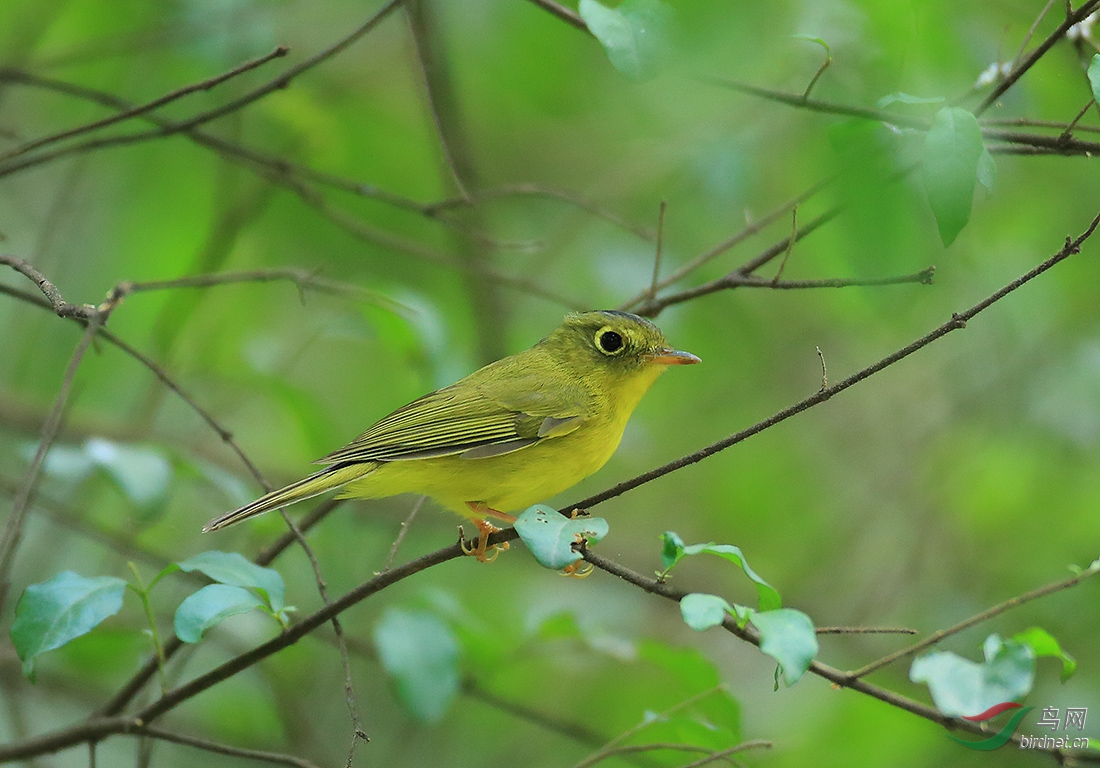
[
  {"x1": 559, "y1": 560, "x2": 594, "y2": 578},
  {"x1": 458, "y1": 519, "x2": 509, "y2": 563}
]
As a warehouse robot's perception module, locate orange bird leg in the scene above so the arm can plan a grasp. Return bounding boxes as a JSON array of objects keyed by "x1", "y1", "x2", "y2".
[{"x1": 461, "y1": 502, "x2": 516, "y2": 562}]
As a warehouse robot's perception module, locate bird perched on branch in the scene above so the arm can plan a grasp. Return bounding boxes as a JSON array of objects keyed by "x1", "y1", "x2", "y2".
[{"x1": 204, "y1": 310, "x2": 699, "y2": 560}]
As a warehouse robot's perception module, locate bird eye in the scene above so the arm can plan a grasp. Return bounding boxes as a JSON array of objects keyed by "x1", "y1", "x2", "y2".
[{"x1": 596, "y1": 328, "x2": 624, "y2": 355}]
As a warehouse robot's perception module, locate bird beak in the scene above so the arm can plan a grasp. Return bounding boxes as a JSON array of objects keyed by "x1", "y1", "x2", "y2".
[{"x1": 647, "y1": 347, "x2": 701, "y2": 365}]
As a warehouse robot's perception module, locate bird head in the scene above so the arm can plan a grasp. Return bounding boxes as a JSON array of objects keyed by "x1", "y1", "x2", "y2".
[{"x1": 546, "y1": 310, "x2": 700, "y2": 375}]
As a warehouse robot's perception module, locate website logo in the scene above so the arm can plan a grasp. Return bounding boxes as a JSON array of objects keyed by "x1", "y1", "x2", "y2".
[
  {"x1": 948, "y1": 703, "x2": 1090, "y2": 751},
  {"x1": 949, "y1": 702, "x2": 1032, "y2": 750}
]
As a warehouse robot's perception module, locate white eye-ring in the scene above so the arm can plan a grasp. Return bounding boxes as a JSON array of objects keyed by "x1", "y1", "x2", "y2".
[{"x1": 595, "y1": 327, "x2": 625, "y2": 355}]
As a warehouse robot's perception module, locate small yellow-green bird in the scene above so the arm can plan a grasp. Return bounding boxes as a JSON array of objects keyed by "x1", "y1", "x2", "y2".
[{"x1": 204, "y1": 310, "x2": 699, "y2": 560}]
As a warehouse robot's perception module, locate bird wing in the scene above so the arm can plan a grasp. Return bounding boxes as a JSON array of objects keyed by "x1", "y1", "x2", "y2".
[{"x1": 314, "y1": 362, "x2": 592, "y2": 465}]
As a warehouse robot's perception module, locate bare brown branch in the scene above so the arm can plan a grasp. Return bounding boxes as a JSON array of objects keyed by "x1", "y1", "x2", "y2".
[
  {"x1": 569, "y1": 210, "x2": 1100, "y2": 511},
  {"x1": 0, "y1": 46, "x2": 289, "y2": 164},
  {"x1": 846, "y1": 561, "x2": 1100, "y2": 679}
]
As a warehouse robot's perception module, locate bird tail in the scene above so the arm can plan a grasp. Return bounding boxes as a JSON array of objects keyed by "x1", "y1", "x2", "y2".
[{"x1": 203, "y1": 464, "x2": 369, "y2": 532}]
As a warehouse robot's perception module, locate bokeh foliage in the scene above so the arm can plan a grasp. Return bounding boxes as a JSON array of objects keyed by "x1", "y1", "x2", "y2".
[{"x1": 2, "y1": 0, "x2": 1100, "y2": 766}]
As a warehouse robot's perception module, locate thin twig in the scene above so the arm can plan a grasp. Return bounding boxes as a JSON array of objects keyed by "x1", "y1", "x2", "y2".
[
  {"x1": 571, "y1": 686, "x2": 728, "y2": 768},
  {"x1": 815, "y1": 346, "x2": 828, "y2": 391},
  {"x1": 0, "y1": 278, "x2": 268, "y2": 488},
  {"x1": 702, "y1": 76, "x2": 1100, "y2": 156},
  {"x1": 799, "y1": 39, "x2": 832, "y2": 100},
  {"x1": 0, "y1": 47, "x2": 289, "y2": 163},
  {"x1": 110, "y1": 269, "x2": 407, "y2": 314},
  {"x1": 770, "y1": 206, "x2": 798, "y2": 284},
  {"x1": 0, "y1": 477, "x2": 184, "y2": 573},
  {"x1": 523, "y1": 0, "x2": 589, "y2": 30},
  {"x1": 4, "y1": 209, "x2": 1100, "y2": 762},
  {"x1": 982, "y1": 127, "x2": 1100, "y2": 153},
  {"x1": 381, "y1": 496, "x2": 426, "y2": 572},
  {"x1": 137, "y1": 725, "x2": 321, "y2": 768},
  {"x1": 982, "y1": 116, "x2": 1100, "y2": 133},
  {"x1": 0, "y1": 254, "x2": 94, "y2": 319},
  {"x1": 0, "y1": 307, "x2": 101, "y2": 614},
  {"x1": 406, "y1": 0, "x2": 470, "y2": 201},
  {"x1": 977, "y1": 0, "x2": 1100, "y2": 114},
  {"x1": 0, "y1": 0, "x2": 404, "y2": 179},
  {"x1": 646, "y1": 201, "x2": 668, "y2": 300},
  {"x1": 571, "y1": 742, "x2": 743, "y2": 768},
  {"x1": 426, "y1": 183, "x2": 655, "y2": 241},
  {"x1": 267, "y1": 171, "x2": 583, "y2": 308},
  {"x1": 699, "y1": 77, "x2": 929, "y2": 129},
  {"x1": 619, "y1": 181, "x2": 831, "y2": 311},
  {"x1": 578, "y1": 550, "x2": 1097, "y2": 762},
  {"x1": 1013, "y1": 0, "x2": 1060, "y2": 69},
  {"x1": 846, "y1": 560, "x2": 1100, "y2": 679},
  {"x1": 631, "y1": 208, "x2": 849, "y2": 317},
  {"x1": 676, "y1": 741, "x2": 772, "y2": 768},
  {"x1": 276, "y1": 508, "x2": 368, "y2": 766},
  {"x1": 0, "y1": 69, "x2": 651, "y2": 246},
  {"x1": 1057, "y1": 98, "x2": 1096, "y2": 142},
  {"x1": 97, "y1": 499, "x2": 345, "y2": 719},
  {"x1": 815, "y1": 626, "x2": 917, "y2": 635},
  {"x1": 461, "y1": 683, "x2": 609, "y2": 750},
  {"x1": 568, "y1": 211, "x2": 1100, "y2": 511}
]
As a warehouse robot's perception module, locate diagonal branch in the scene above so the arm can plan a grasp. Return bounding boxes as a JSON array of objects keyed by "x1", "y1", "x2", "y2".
[
  {"x1": 976, "y1": 0, "x2": 1100, "y2": 114},
  {"x1": 0, "y1": 68, "x2": 653, "y2": 246},
  {"x1": 137, "y1": 724, "x2": 321, "y2": 768},
  {"x1": 523, "y1": 0, "x2": 589, "y2": 30},
  {"x1": 0, "y1": 0, "x2": 403, "y2": 180},
  {"x1": 846, "y1": 561, "x2": 1100, "y2": 680},
  {"x1": 0, "y1": 309, "x2": 101, "y2": 615},
  {"x1": 578, "y1": 550, "x2": 1099, "y2": 762},
  {"x1": 0, "y1": 46, "x2": 288, "y2": 164},
  {"x1": 631, "y1": 208, "x2": 842, "y2": 318},
  {"x1": 568, "y1": 210, "x2": 1100, "y2": 511}
]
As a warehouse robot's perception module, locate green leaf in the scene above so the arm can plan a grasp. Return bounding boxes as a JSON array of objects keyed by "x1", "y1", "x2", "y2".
[
  {"x1": 373, "y1": 608, "x2": 459, "y2": 723},
  {"x1": 877, "y1": 92, "x2": 945, "y2": 109},
  {"x1": 579, "y1": 0, "x2": 673, "y2": 81},
  {"x1": 1013, "y1": 627, "x2": 1076, "y2": 682},
  {"x1": 634, "y1": 640, "x2": 741, "y2": 744},
  {"x1": 659, "y1": 530, "x2": 685, "y2": 571},
  {"x1": 515, "y1": 505, "x2": 608, "y2": 571},
  {"x1": 923, "y1": 106, "x2": 985, "y2": 245},
  {"x1": 174, "y1": 584, "x2": 265, "y2": 643},
  {"x1": 11, "y1": 571, "x2": 127, "y2": 681},
  {"x1": 176, "y1": 551, "x2": 285, "y2": 613},
  {"x1": 910, "y1": 634, "x2": 1035, "y2": 717},
  {"x1": 681, "y1": 543, "x2": 782, "y2": 611},
  {"x1": 84, "y1": 438, "x2": 172, "y2": 507},
  {"x1": 679, "y1": 593, "x2": 733, "y2": 631},
  {"x1": 1088, "y1": 54, "x2": 1100, "y2": 104},
  {"x1": 976, "y1": 148, "x2": 996, "y2": 191},
  {"x1": 750, "y1": 608, "x2": 818, "y2": 686},
  {"x1": 792, "y1": 34, "x2": 830, "y2": 53}
]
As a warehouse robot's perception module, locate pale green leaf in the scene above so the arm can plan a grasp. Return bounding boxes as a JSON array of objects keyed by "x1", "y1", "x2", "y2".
[
  {"x1": 910, "y1": 634, "x2": 1035, "y2": 716},
  {"x1": 374, "y1": 608, "x2": 459, "y2": 723},
  {"x1": 579, "y1": 0, "x2": 673, "y2": 81},
  {"x1": 923, "y1": 106, "x2": 985, "y2": 245},
  {"x1": 11, "y1": 572, "x2": 127, "y2": 681},
  {"x1": 176, "y1": 551, "x2": 285, "y2": 613},
  {"x1": 515, "y1": 505, "x2": 608, "y2": 570},
  {"x1": 174, "y1": 584, "x2": 265, "y2": 643},
  {"x1": 750, "y1": 608, "x2": 818, "y2": 686}
]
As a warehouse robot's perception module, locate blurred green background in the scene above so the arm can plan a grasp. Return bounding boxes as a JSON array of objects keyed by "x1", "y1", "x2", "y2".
[{"x1": 2, "y1": 0, "x2": 1099, "y2": 765}]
